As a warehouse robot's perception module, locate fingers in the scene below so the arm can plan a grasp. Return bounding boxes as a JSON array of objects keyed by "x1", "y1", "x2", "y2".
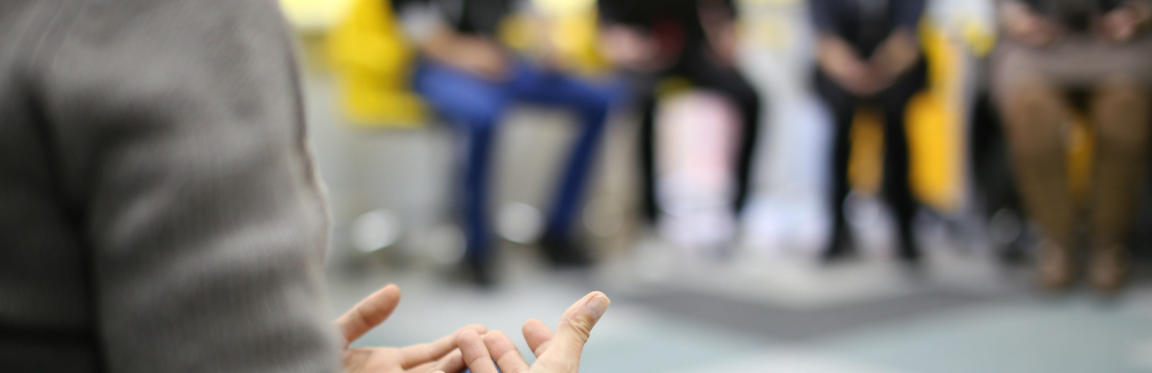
[
  {"x1": 398, "y1": 324, "x2": 487, "y2": 369},
  {"x1": 335, "y1": 284, "x2": 402, "y2": 347},
  {"x1": 407, "y1": 349, "x2": 467, "y2": 373},
  {"x1": 431, "y1": 349, "x2": 466, "y2": 373},
  {"x1": 340, "y1": 349, "x2": 372, "y2": 373},
  {"x1": 456, "y1": 329, "x2": 500, "y2": 373},
  {"x1": 538, "y1": 292, "x2": 610, "y2": 369},
  {"x1": 482, "y1": 330, "x2": 530, "y2": 373},
  {"x1": 522, "y1": 319, "x2": 554, "y2": 357}
]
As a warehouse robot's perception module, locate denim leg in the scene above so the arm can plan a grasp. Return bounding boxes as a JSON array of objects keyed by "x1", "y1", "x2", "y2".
[
  {"x1": 413, "y1": 61, "x2": 512, "y2": 263},
  {"x1": 543, "y1": 91, "x2": 614, "y2": 239},
  {"x1": 508, "y1": 65, "x2": 625, "y2": 239},
  {"x1": 460, "y1": 123, "x2": 497, "y2": 262}
]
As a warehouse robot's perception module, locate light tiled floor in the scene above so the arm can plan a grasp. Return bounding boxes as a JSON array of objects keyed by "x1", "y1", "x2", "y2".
[{"x1": 324, "y1": 248, "x2": 1152, "y2": 373}]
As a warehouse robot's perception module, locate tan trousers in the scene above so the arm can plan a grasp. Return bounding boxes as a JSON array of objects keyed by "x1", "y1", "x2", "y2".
[{"x1": 998, "y1": 77, "x2": 1151, "y2": 251}]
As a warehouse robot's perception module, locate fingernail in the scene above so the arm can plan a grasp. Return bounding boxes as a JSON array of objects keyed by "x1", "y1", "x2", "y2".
[{"x1": 586, "y1": 293, "x2": 610, "y2": 319}]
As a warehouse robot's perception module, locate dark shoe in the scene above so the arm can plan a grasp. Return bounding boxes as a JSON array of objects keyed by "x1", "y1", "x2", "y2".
[
  {"x1": 822, "y1": 230, "x2": 855, "y2": 263},
  {"x1": 1088, "y1": 244, "x2": 1130, "y2": 293},
  {"x1": 897, "y1": 248, "x2": 922, "y2": 264},
  {"x1": 897, "y1": 234, "x2": 922, "y2": 264},
  {"x1": 464, "y1": 258, "x2": 495, "y2": 288},
  {"x1": 998, "y1": 237, "x2": 1029, "y2": 266},
  {"x1": 1036, "y1": 239, "x2": 1075, "y2": 291},
  {"x1": 539, "y1": 233, "x2": 594, "y2": 268}
]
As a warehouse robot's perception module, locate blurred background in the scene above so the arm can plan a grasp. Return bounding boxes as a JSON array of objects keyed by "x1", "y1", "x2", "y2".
[{"x1": 280, "y1": 0, "x2": 1152, "y2": 371}]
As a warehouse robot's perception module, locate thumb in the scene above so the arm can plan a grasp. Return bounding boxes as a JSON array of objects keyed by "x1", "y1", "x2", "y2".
[
  {"x1": 334, "y1": 284, "x2": 401, "y2": 347},
  {"x1": 539, "y1": 292, "x2": 610, "y2": 369}
]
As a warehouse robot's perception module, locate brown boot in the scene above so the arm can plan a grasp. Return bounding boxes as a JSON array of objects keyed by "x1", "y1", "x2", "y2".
[
  {"x1": 1036, "y1": 239, "x2": 1076, "y2": 290},
  {"x1": 1088, "y1": 244, "x2": 1130, "y2": 293}
]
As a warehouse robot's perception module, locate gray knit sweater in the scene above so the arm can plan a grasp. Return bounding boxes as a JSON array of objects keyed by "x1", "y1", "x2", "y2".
[{"x1": 0, "y1": 0, "x2": 343, "y2": 371}]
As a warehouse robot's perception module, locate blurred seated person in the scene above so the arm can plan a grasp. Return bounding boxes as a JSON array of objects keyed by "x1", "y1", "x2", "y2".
[
  {"x1": 0, "y1": 0, "x2": 610, "y2": 371},
  {"x1": 596, "y1": 0, "x2": 765, "y2": 231},
  {"x1": 811, "y1": 0, "x2": 928, "y2": 263},
  {"x1": 392, "y1": 0, "x2": 627, "y2": 284},
  {"x1": 992, "y1": 0, "x2": 1152, "y2": 292}
]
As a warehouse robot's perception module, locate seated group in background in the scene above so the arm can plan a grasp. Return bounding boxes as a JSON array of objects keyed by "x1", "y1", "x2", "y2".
[{"x1": 392, "y1": 0, "x2": 771, "y2": 283}]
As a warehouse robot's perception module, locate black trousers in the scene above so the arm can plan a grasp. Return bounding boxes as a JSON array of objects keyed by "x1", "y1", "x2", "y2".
[
  {"x1": 970, "y1": 89, "x2": 1023, "y2": 222},
  {"x1": 816, "y1": 60, "x2": 927, "y2": 254},
  {"x1": 635, "y1": 45, "x2": 764, "y2": 223}
]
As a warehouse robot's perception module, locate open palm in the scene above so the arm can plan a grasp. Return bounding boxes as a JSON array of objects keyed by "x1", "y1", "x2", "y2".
[
  {"x1": 447, "y1": 291, "x2": 611, "y2": 373},
  {"x1": 334, "y1": 284, "x2": 485, "y2": 373}
]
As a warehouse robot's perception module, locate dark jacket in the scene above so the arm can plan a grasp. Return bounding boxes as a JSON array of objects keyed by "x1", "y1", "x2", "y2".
[
  {"x1": 598, "y1": 0, "x2": 737, "y2": 34},
  {"x1": 598, "y1": 0, "x2": 739, "y2": 58},
  {"x1": 810, "y1": 0, "x2": 927, "y2": 57},
  {"x1": 392, "y1": 0, "x2": 521, "y2": 37}
]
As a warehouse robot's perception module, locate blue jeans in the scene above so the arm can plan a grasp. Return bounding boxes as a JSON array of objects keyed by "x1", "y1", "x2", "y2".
[{"x1": 412, "y1": 60, "x2": 624, "y2": 264}]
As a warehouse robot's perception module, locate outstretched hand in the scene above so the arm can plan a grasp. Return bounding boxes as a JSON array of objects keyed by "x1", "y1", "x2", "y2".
[
  {"x1": 334, "y1": 284, "x2": 486, "y2": 373},
  {"x1": 446, "y1": 291, "x2": 611, "y2": 373}
]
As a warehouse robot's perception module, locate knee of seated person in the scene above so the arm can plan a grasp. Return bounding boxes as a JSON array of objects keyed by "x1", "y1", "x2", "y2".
[
  {"x1": 1096, "y1": 74, "x2": 1147, "y2": 97},
  {"x1": 588, "y1": 92, "x2": 615, "y2": 114},
  {"x1": 1001, "y1": 108, "x2": 1065, "y2": 155},
  {"x1": 1002, "y1": 86, "x2": 1064, "y2": 128},
  {"x1": 1095, "y1": 98, "x2": 1150, "y2": 154},
  {"x1": 575, "y1": 93, "x2": 614, "y2": 122},
  {"x1": 1008, "y1": 137, "x2": 1067, "y2": 163},
  {"x1": 1095, "y1": 81, "x2": 1148, "y2": 118},
  {"x1": 1095, "y1": 80, "x2": 1151, "y2": 154},
  {"x1": 1000, "y1": 95, "x2": 1067, "y2": 159}
]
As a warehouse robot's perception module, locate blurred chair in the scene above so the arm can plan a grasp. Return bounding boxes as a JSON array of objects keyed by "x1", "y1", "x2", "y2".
[
  {"x1": 327, "y1": 0, "x2": 611, "y2": 129},
  {"x1": 328, "y1": 0, "x2": 429, "y2": 126}
]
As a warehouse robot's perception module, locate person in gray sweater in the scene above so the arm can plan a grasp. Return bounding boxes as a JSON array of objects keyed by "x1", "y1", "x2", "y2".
[{"x1": 0, "y1": 0, "x2": 608, "y2": 371}]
